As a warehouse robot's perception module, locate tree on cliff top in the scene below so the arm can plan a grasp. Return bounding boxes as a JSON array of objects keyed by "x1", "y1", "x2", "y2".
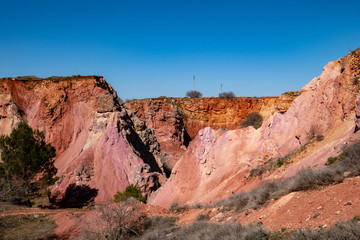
[
  {"x1": 219, "y1": 91, "x2": 235, "y2": 98},
  {"x1": 186, "y1": 90, "x2": 202, "y2": 98}
]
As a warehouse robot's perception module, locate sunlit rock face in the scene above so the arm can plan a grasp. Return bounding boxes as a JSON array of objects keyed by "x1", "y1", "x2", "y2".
[
  {"x1": 149, "y1": 50, "x2": 360, "y2": 208},
  {"x1": 124, "y1": 94, "x2": 297, "y2": 173},
  {"x1": 0, "y1": 76, "x2": 164, "y2": 203}
]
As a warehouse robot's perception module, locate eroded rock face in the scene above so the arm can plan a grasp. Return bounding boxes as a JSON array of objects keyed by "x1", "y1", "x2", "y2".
[
  {"x1": 125, "y1": 99, "x2": 189, "y2": 174},
  {"x1": 0, "y1": 76, "x2": 164, "y2": 203},
  {"x1": 124, "y1": 94, "x2": 297, "y2": 173},
  {"x1": 149, "y1": 50, "x2": 360, "y2": 208}
]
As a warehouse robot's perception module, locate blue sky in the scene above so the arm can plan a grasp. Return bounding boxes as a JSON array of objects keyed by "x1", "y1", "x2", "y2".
[{"x1": 1, "y1": 0, "x2": 360, "y2": 99}]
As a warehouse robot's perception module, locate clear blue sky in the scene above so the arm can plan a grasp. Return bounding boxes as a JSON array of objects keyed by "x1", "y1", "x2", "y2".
[{"x1": 1, "y1": 0, "x2": 359, "y2": 99}]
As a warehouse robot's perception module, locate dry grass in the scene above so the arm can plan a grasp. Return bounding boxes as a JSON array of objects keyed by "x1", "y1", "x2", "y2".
[
  {"x1": 0, "y1": 214, "x2": 56, "y2": 240},
  {"x1": 214, "y1": 141, "x2": 360, "y2": 212}
]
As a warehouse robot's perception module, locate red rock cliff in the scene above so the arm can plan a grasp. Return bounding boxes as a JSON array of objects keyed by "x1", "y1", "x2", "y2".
[
  {"x1": 125, "y1": 94, "x2": 297, "y2": 172},
  {"x1": 0, "y1": 76, "x2": 164, "y2": 204}
]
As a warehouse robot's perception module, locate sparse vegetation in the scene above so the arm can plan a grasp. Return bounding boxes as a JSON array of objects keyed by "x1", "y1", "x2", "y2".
[
  {"x1": 114, "y1": 184, "x2": 146, "y2": 203},
  {"x1": 249, "y1": 140, "x2": 314, "y2": 178},
  {"x1": 292, "y1": 220, "x2": 360, "y2": 240},
  {"x1": 214, "y1": 141, "x2": 360, "y2": 213},
  {"x1": 170, "y1": 202, "x2": 191, "y2": 212},
  {"x1": 0, "y1": 214, "x2": 57, "y2": 240},
  {"x1": 219, "y1": 91, "x2": 235, "y2": 98},
  {"x1": 283, "y1": 91, "x2": 301, "y2": 97},
  {"x1": 186, "y1": 90, "x2": 203, "y2": 98},
  {"x1": 86, "y1": 200, "x2": 360, "y2": 240},
  {"x1": 15, "y1": 75, "x2": 43, "y2": 81},
  {"x1": 239, "y1": 112, "x2": 263, "y2": 129},
  {"x1": 308, "y1": 124, "x2": 322, "y2": 140},
  {"x1": 195, "y1": 212, "x2": 210, "y2": 221}
]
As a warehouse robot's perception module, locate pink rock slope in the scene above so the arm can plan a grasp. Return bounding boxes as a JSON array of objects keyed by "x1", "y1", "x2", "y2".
[
  {"x1": 0, "y1": 76, "x2": 164, "y2": 204},
  {"x1": 149, "y1": 50, "x2": 360, "y2": 208}
]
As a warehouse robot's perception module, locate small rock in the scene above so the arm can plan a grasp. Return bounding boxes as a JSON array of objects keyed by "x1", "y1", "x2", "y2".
[
  {"x1": 322, "y1": 224, "x2": 328, "y2": 228},
  {"x1": 344, "y1": 201, "x2": 352, "y2": 206},
  {"x1": 259, "y1": 215, "x2": 265, "y2": 219},
  {"x1": 305, "y1": 215, "x2": 311, "y2": 222},
  {"x1": 344, "y1": 171, "x2": 352, "y2": 177},
  {"x1": 335, "y1": 210, "x2": 341, "y2": 215},
  {"x1": 317, "y1": 206, "x2": 323, "y2": 210}
]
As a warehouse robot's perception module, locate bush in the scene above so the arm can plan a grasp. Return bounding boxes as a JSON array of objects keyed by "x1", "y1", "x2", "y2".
[
  {"x1": 219, "y1": 91, "x2": 235, "y2": 98},
  {"x1": 186, "y1": 90, "x2": 202, "y2": 98},
  {"x1": 114, "y1": 184, "x2": 146, "y2": 203},
  {"x1": 327, "y1": 157, "x2": 338, "y2": 165},
  {"x1": 277, "y1": 160, "x2": 284, "y2": 167},
  {"x1": 239, "y1": 112, "x2": 263, "y2": 129},
  {"x1": 292, "y1": 220, "x2": 360, "y2": 239},
  {"x1": 316, "y1": 134, "x2": 324, "y2": 141}
]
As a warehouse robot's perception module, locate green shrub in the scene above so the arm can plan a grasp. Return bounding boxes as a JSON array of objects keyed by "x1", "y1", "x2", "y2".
[
  {"x1": 277, "y1": 160, "x2": 284, "y2": 167},
  {"x1": 327, "y1": 157, "x2": 338, "y2": 164},
  {"x1": 114, "y1": 184, "x2": 146, "y2": 203}
]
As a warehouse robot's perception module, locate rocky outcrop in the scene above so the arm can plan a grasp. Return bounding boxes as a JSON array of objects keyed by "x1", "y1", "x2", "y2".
[
  {"x1": 149, "y1": 50, "x2": 360, "y2": 208},
  {"x1": 125, "y1": 99, "x2": 190, "y2": 175},
  {"x1": 0, "y1": 76, "x2": 164, "y2": 203}
]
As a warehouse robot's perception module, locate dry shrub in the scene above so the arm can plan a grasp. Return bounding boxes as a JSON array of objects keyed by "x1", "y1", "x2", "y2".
[
  {"x1": 84, "y1": 198, "x2": 141, "y2": 240},
  {"x1": 219, "y1": 91, "x2": 235, "y2": 98},
  {"x1": 239, "y1": 112, "x2": 263, "y2": 129},
  {"x1": 139, "y1": 221, "x2": 269, "y2": 240},
  {"x1": 186, "y1": 90, "x2": 202, "y2": 98},
  {"x1": 292, "y1": 220, "x2": 360, "y2": 240}
]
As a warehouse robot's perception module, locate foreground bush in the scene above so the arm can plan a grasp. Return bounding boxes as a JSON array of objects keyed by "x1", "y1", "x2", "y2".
[
  {"x1": 0, "y1": 121, "x2": 57, "y2": 204},
  {"x1": 85, "y1": 204, "x2": 360, "y2": 240},
  {"x1": 114, "y1": 184, "x2": 146, "y2": 203}
]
